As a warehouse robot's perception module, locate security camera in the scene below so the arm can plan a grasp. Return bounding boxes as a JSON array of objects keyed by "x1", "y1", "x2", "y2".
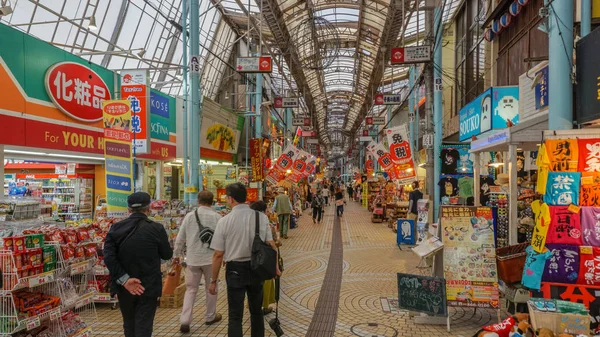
[{"x1": 0, "y1": 6, "x2": 13, "y2": 17}]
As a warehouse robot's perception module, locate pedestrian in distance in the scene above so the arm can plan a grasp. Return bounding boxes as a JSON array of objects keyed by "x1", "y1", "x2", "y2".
[
  {"x1": 311, "y1": 190, "x2": 324, "y2": 224},
  {"x1": 103, "y1": 192, "x2": 173, "y2": 337},
  {"x1": 174, "y1": 190, "x2": 223, "y2": 333},
  {"x1": 321, "y1": 185, "x2": 330, "y2": 206},
  {"x1": 335, "y1": 188, "x2": 345, "y2": 217},
  {"x1": 210, "y1": 183, "x2": 282, "y2": 337},
  {"x1": 272, "y1": 188, "x2": 293, "y2": 239}
]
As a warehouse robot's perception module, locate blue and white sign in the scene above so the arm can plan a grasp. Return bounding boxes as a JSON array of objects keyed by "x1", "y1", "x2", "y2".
[
  {"x1": 491, "y1": 86, "x2": 519, "y2": 129},
  {"x1": 459, "y1": 86, "x2": 519, "y2": 141},
  {"x1": 534, "y1": 66, "x2": 549, "y2": 110},
  {"x1": 397, "y1": 219, "x2": 416, "y2": 245},
  {"x1": 106, "y1": 158, "x2": 132, "y2": 175},
  {"x1": 150, "y1": 91, "x2": 170, "y2": 118},
  {"x1": 459, "y1": 88, "x2": 492, "y2": 141},
  {"x1": 106, "y1": 174, "x2": 132, "y2": 192}
]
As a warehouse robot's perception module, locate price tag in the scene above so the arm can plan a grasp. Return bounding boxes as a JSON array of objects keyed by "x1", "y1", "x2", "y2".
[
  {"x1": 71, "y1": 261, "x2": 89, "y2": 275},
  {"x1": 26, "y1": 317, "x2": 40, "y2": 330},
  {"x1": 76, "y1": 297, "x2": 91, "y2": 309},
  {"x1": 49, "y1": 308, "x2": 60, "y2": 321},
  {"x1": 28, "y1": 271, "x2": 54, "y2": 287},
  {"x1": 94, "y1": 293, "x2": 112, "y2": 301}
]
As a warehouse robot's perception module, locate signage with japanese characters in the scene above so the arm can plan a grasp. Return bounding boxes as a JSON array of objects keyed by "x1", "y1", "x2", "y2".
[
  {"x1": 102, "y1": 100, "x2": 134, "y2": 218},
  {"x1": 374, "y1": 94, "x2": 403, "y2": 105},
  {"x1": 274, "y1": 97, "x2": 299, "y2": 108},
  {"x1": 441, "y1": 206, "x2": 500, "y2": 309},
  {"x1": 250, "y1": 138, "x2": 263, "y2": 182},
  {"x1": 385, "y1": 124, "x2": 417, "y2": 183},
  {"x1": 390, "y1": 46, "x2": 432, "y2": 64},
  {"x1": 292, "y1": 117, "x2": 311, "y2": 126},
  {"x1": 45, "y1": 62, "x2": 110, "y2": 122},
  {"x1": 121, "y1": 70, "x2": 150, "y2": 154},
  {"x1": 236, "y1": 56, "x2": 272, "y2": 73}
]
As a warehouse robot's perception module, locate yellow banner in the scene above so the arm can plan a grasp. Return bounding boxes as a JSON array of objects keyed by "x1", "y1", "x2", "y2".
[{"x1": 102, "y1": 100, "x2": 134, "y2": 218}]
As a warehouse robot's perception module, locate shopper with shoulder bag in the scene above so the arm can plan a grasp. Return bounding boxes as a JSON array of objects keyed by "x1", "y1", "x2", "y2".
[
  {"x1": 210, "y1": 183, "x2": 281, "y2": 337},
  {"x1": 173, "y1": 191, "x2": 223, "y2": 333}
]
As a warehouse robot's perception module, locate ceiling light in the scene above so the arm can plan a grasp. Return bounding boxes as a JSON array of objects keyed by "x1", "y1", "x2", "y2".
[
  {"x1": 0, "y1": 5, "x2": 13, "y2": 17},
  {"x1": 5, "y1": 150, "x2": 46, "y2": 156},
  {"x1": 489, "y1": 162, "x2": 504, "y2": 168},
  {"x1": 47, "y1": 153, "x2": 104, "y2": 161},
  {"x1": 137, "y1": 49, "x2": 146, "y2": 58},
  {"x1": 88, "y1": 16, "x2": 97, "y2": 31}
]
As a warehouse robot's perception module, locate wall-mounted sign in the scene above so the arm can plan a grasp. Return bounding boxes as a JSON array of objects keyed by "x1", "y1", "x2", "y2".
[
  {"x1": 45, "y1": 62, "x2": 110, "y2": 122},
  {"x1": 190, "y1": 55, "x2": 201, "y2": 73},
  {"x1": 274, "y1": 97, "x2": 299, "y2": 108},
  {"x1": 121, "y1": 70, "x2": 150, "y2": 154},
  {"x1": 374, "y1": 94, "x2": 403, "y2": 105},
  {"x1": 390, "y1": 46, "x2": 432, "y2": 64},
  {"x1": 292, "y1": 117, "x2": 311, "y2": 126},
  {"x1": 366, "y1": 117, "x2": 386, "y2": 125},
  {"x1": 458, "y1": 86, "x2": 519, "y2": 141},
  {"x1": 302, "y1": 130, "x2": 317, "y2": 137},
  {"x1": 236, "y1": 56, "x2": 272, "y2": 73},
  {"x1": 359, "y1": 136, "x2": 372, "y2": 142}
]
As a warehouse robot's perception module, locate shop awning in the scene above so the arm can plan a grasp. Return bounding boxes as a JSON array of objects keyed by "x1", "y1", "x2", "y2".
[{"x1": 469, "y1": 113, "x2": 548, "y2": 153}]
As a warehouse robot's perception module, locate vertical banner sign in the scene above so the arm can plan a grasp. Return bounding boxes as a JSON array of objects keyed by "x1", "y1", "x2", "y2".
[
  {"x1": 250, "y1": 138, "x2": 264, "y2": 182},
  {"x1": 386, "y1": 124, "x2": 417, "y2": 184},
  {"x1": 121, "y1": 70, "x2": 150, "y2": 154},
  {"x1": 102, "y1": 100, "x2": 134, "y2": 218},
  {"x1": 441, "y1": 206, "x2": 499, "y2": 309}
]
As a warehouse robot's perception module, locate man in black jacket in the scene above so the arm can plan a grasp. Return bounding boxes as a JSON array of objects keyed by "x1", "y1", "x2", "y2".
[{"x1": 104, "y1": 192, "x2": 173, "y2": 337}]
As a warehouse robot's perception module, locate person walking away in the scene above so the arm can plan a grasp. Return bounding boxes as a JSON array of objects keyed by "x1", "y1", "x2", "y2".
[
  {"x1": 311, "y1": 190, "x2": 324, "y2": 224},
  {"x1": 322, "y1": 186, "x2": 330, "y2": 206},
  {"x1": 210, "y1": 183, "x2": 281, "y2": 337},
  {"x1": 249, "y1": 201, "x2": 281, "y2": 315},
  {"x1": 103, "y1": 192, "x2": 173, "y2": 337},
  {"x1": 174, "y1": 191, "x2": 223, "y2": 333},
  {"x1": 347, "y1": 184, "x2": 354, "y2": 202},
  {"x1": 335, "y1": 188, "x2": 345, "y2": 217},
  {"x1": 408, "y1": 181, "x2": 423, "y2": 221},
  {"x1": 329, "y1": 183, "x2": 335, "y2": 199},
  {"x1": 272, "y1": 188, "x2": 293, "y2": 239}
]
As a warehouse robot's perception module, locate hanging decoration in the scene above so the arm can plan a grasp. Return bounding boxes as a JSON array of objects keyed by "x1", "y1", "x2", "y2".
[
  {"x1": 484, "y1": 29, "x2": 495, "y2": 42},
  {"x1": 491, "y1": 20, "x2": 503, "y2": 34},
  {"x1": 509, "y1": 2, "x2": 522, "y2": 16},
  {"x1": 499, "y1": 13, "x2": 512, "y2": 28},
  {"x1": 517, "y1": 0, "x2": 529, "y2": 5}
]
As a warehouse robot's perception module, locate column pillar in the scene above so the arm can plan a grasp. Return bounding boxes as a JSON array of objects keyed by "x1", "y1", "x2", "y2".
[
  {"x1": 433, "y1": 7, "x2": 443, "y2": 219},
  {"x1": 582, "y1": 0, "x2": 592, "y2": 37},
  {"x1": 473, "y1": 152, "x2": 480, "y2": 206},
  {"x1": 408, "y1": 66, "x2": 415, "y2": 154},
  {"x1": 181, "y1": 0, "x2": 189, "y2": 204},
  {"x1": 548, "y1": 0, "x2": 573, "y2": 130},
  {"x1": 189, "y1": 0, "x2": 202, "y2": 203},
  {"x1": 508, "y1": 144, "x2": 518, "y2": 245}
]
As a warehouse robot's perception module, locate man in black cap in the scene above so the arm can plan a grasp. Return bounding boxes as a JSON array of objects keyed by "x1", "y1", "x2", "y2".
[{"x1": 103, "y1": 192, "x2": 173, "y2": 337}]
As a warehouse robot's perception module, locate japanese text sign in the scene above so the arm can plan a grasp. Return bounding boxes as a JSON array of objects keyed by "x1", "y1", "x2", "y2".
[
  {"x1": 45, "y1": 62, "x2": 110, "y2": 122},
  {"x1": 535, "y1": 66, "x2": 549, "y2": 111},
  {"x1": 102, "y1": 100, "x2": 134, "y2": 218},
  {"x1": 386, "y1": 124, "x2": 411, "y2": 163},
  {"x1": 390, "y1": 46, "x2": 432, "y2": 64},
  {"x1": 121, "y1": 70, "x2": 150, "y2": 154},
  {"x1": 274, "y1": 97, "x2": 299, "y2": 108},
  {"x1": 250, "y1": 138, "x2": 263, "y2": 182},
  {"x1": 374, "y1": 94, "x2": 403, "y2": 105},
  {"x1": 236, "y1": 56, "x2": 272, "y2": 73}
]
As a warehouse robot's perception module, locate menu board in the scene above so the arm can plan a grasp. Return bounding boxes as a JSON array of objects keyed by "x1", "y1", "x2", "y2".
[
  {"x1": 441, "y1": 206, "x2": 500, "y2": 309},
  {"x1": 397, "y1": 273, "x2": 447, "y2": 316}
]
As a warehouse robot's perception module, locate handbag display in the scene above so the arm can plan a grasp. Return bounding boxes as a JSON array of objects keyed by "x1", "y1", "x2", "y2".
[
  {"x1": 251, "y1": 211, "x2": 277, "y2": 281},
  {"x1": 194, "y1": 208, "x2": 214, "y2": 245}
]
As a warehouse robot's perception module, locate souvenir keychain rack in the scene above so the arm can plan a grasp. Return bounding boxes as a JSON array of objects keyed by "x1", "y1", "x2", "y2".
[{"x1": 0, "y1": 241, "x2": 97, "y2": 337}]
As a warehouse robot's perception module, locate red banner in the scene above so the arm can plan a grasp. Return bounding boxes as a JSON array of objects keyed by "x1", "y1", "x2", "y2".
[{"x1": 250, "y1": 138, "x2": 264, "y2": 182}]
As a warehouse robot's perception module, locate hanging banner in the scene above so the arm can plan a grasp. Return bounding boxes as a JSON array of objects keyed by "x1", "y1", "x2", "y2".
[
  {"x1": 386, "y1": 125, "x2": 411, "y2": 163},
  {"x1": 265, "y1": 169, "x2": 284, "y2": 185},
  {"x1": 102, "y1": 100, "x2": 134, "y2": 218},
  {"x1": 275, "y1": 144, "x2": 300, "y2": 172},
  {"x1": 236, "y1": 56, "x2": 273, "y2": 73},
  {"x1": 441, "y1": 206, "x2": 499, "y2": 309},
  {"x1": 366, "y1": 155, "x2": 374, "y2": 176},
  {"x1": 66, "y1": 163, "x2": 76, "y2": 175},
  {"x1": 121, "y1": 70, "x2": 150, "y2": 154},
  {"x1": 249, "y1": 138, "x2": 264, "y2": 182},
  {"x1": 304, "y1": 156, "x2": 317, "y2": 177},
  {"x1": 292, "y1": 150, "x2": 309, "y2": 176}
]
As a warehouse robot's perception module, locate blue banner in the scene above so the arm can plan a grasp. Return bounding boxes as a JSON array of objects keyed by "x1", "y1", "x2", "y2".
[
  {"x1": 397, "y1": 219, "x2": 416, "y2": 245},
  {"x1": 106, "y1": 174, "x2": 132, "y2": 192},
  {"x1": 150, "y1": 91, "x2": 170, "y2": 118},
  {"x1": 535, "y1": 66, "x2": 549, "y2": 110}
]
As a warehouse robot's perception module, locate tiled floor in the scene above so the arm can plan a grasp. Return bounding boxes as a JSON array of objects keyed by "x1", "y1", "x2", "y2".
[{"x1": 93, "y1": 201, "x2": 505, "y2": 336}]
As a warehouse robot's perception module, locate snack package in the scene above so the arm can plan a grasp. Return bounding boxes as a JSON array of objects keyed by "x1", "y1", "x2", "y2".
[
  {"x1": 42, "y1": 246, "x2": 56, "y2": 264},
  {"x1": 2, "y1": 237, "x2": 13, "y2": 251},
  {"x1": 12, "y1": 236, "x2": 25, "y2": 253}
]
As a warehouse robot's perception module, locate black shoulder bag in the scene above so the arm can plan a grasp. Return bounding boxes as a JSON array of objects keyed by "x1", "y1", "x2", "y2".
[
  {"x1": 194, "y1": 209, "x2": 214, "y2": 245},
  {"x1": 250, "y1": 211, "x2": 277, "y2": 281}
]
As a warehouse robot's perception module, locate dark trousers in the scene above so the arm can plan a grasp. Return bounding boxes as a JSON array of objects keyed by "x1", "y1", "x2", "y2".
[
  {"x1": 336, "y1": 205, "x2": 344, "y2": 216},
  {"x1": 118, "y1": 288, "x2": 158, "y2": 337},
  {"x1": 226, "y1": 261, "x2": 265, "y2": 337},
  {"x1": 324, "y1": 196, "x2": 329, "y2": 205},
  {"x1": 312, "y1": 207, "x2": 322, "y2": 222}
]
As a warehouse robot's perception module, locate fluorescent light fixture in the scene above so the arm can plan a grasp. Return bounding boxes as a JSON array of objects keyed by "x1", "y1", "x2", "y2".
[
  {"x1": 47, "y1": 153, "x2": 104, "y2": 161},
  {"x1": 489, "y1": 162, "x2": 504, "y2": 168},
  {"x1": 5, "y1": 150, "x2": 46, "y2": 156},
  {"x1": 166, "y1": 162, "x2": 182, "y2": 166},
  {"x1": 88, "y1": 16, "x2": 97, "y2": 30},
  {"x1": 173, "y1": 159, "x2": 183, "y2": 163}
]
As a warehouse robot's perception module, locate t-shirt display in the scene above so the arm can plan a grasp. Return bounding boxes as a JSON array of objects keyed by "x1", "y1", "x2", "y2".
[
  {"x1": 457, "y1": 148, "x2": 473, "y2": 173},
  {"x1": 544, "y1": 172, "x2": 581, "y2": 206},
  {"x1": 578, "y1": 138, "x2": 600, "y2": 172},
  {"x1": 546, "y1": 206, "x2": 583, "y2": 246},
  {"x1": 536, "y1": 143, "x2": 551, "y2": 194},
  {"x1": 542, "y1": 244, "x2": 580, "y2": 283},
  {"x1": 545, "y1": 139, "x2": 579, "y2": 172},
  {"x1": 578, "y1": 246, "x2": 600, "y2": 286},
  {"x1": 438, "y1": 177, "x2": 458, "y2": 198},
  {"x1": 522, "y1": 246, "x2": 552, "y2": 290},
  {"x1": 441, "y1": 148, "x2": 459, "y2": 174},
  {"x1": 580, "y1": 172, "x2": 600, "y2": 207},
  {"x1": 480, "y1": 176, "x2": 496, "y2": 206},
  {"x1": 581, "y1": 206, "x2": 600, "y2": 246},
  {"x1": 530, "y1": 200, "x2": 551, "y2": 253},
  {"x1": 458, "y1": 176, "x2": 474, "y2": 198}
]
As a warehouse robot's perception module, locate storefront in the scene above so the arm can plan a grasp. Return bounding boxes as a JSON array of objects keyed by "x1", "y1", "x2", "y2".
[{"x1": 0, "y1": 23, "x2": 179, "y2": 211}]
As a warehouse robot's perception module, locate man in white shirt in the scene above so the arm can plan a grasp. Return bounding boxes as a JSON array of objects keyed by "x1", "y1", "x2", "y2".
[
  {"x1": 321, "y1": 186, "x2": 330, "y2": 206},
  {"x1": 174, "y1": 191, "x2": 222, "y2": 333},
  {"x1": 210, "y1": 183, "x2": 281, "y2": 337}
]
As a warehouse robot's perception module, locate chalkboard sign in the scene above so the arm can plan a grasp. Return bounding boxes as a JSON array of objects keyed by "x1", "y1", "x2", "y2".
[{"x1": 397, "y1": 272, "x2": 447, "y2": 316}]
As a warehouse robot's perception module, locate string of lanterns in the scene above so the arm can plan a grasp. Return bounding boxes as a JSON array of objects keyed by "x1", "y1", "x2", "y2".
[{"x1": 484, "y1": 0, "x2": 530, "y2": 42}]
